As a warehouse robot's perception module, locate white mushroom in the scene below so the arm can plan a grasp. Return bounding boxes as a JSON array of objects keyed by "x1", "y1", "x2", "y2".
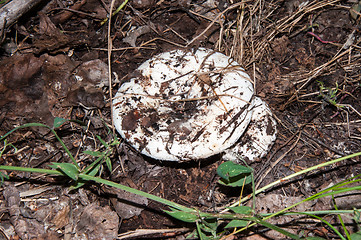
[
  {"x1": 113, "y1": 48, "x2": 276, "y2": 162},
  {"x1": 223, "y1": 96, "x2": 277, "y2": 162}
]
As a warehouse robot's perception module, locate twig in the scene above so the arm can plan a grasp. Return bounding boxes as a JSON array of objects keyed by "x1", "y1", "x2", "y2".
[
  {"x1": 139, "y1": 37, "x2": 186, "y2": 48},
  {"x1": 256, "y1": 132, "x2": 300, "y2": 188},
  {"x1": 281, "y1": 47, "x2": 351, "y2": 110},
  {"x1": 92, "y1": 46, "x2": 154, "y2": 51},
  {"x1": 187, "y1": 1, "x2": 250, "y2": 46},
  {"x1": 0, "y1": 0, "x2": 44, "y2": 32},
  {"x1": 50, "y1": 0, "x2": 88, "y2": 23},
  {"x1": 117, "y1": 227, "x2": 191, "y2": 239},
  {"x1": 108, "y1": 0, "x2": 117, "y2": 135}
]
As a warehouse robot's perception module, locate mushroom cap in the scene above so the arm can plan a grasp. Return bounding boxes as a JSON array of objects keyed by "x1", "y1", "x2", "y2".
[
  {"x1": 113, "y1": 48, "x2": 255, "y2": 161},
  {"x1": 223, "y1": 97, "x2": 277, "y2": 162}
]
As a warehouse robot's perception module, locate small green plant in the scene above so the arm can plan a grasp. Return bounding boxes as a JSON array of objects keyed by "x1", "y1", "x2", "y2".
[
  {"x1": 1, "y1": 118, "x2": 361, "y2": 239},
  {"x1": 100, "y1": 0, "x2": 129, "y2": 25},
  {"x1": 317, "y1": 80, "x2": 343, "y2": 108}
]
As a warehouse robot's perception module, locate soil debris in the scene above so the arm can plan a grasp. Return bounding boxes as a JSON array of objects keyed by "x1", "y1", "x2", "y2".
[{"x1": 0, "y1": 0, "x2": 361, "y2": 239}]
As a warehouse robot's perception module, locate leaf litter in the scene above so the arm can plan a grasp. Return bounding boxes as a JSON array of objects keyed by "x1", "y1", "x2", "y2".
[{"x1": 0, "y1": 0, "x2": 361, "y2": 239}]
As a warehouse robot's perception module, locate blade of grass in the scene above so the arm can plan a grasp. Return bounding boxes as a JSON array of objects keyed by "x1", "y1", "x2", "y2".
[
  {"x1": 299, "y1": 212, "x2": 346, "y2": 240},
  {"x1": 78, "y1": 173, "x2": 196, "y2": 213},
  {"x1": 0, "y1": 165, "x2": 64, "y2": 175},
  {"x1": 332, "y1": 196, "x2": 351, "y2": 240},
  {"x1": 224, "y1": 151, "x2": 361, "y2": 211},
  {"x1": 0, "y1": 122, "x2": 79, "y2": 168},
  {"x1": 100, "y1": 0, "x2": 129, "y2": 25},
  {"x1": 255, "y1": 219, "x2": 301, "y2": 240}
]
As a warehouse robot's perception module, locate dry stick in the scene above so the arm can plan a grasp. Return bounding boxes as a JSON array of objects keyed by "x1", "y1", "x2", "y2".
[
  {"x1": 92, "y1": 46, "x2": 154, "y2": 51},
  {"x1": 250, "y1": 4, "x2": 256, "y2": 90},
  {"x1": 238, "y1": 3, "x2": 245, "y2": 63},
  {"x1": 50, "y1": 0, "x2": 87, "y2": 23},
  {"x1": 163, "y1": 25, "x2": 188, "y2": 43},
  {"x1": 254, "y1": 115, "x2": 300, "y2": 183},
  {"x1": 107, "y1": 0, "x2": 129, "y2": 175},
  {"x1": 255, "y1": 132, "x2": 302, "y2": 189},
  {"x1": 0, "y1": 0, "x2": 45, "y2": 31},
  {"x1": 186, "y1": 1, "x2": 250, "y2": 46},
  {"x1": 140, "y1": 37, "x2": 186, "y2": 48},
  {"x1": 282, "y1": 47, "x2": 351, "y2": 110},
  {"x1": 117, "y1": 228, "x2": 190, "y2": 240},
  {"x1": 49, "y1": 6, "x2": 101, "y2": 21},
  {"x1": 108, "y1": 0, "x2": 116, "y2": 135},
  {"x1": 252, "y1": 0, "x2": 341, "y2": 63}
]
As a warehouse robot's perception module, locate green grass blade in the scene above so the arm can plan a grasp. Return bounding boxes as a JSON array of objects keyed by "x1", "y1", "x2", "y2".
[
  {"x1": 332, "y1": 196, "x2": 351, "y2": 240},
  {"x1": 49, "y1": 128, "x2": 78, "y2": 168},
  {"x1": 96, "y1": 135, "x2": 109, "y2": 148},
  {"x1": 0, "y1": 123, "x2": 48, "y2": 141},
  {"x1": 0, "y1": 165, "x2": 63, "y2": 175},
  {"x1": 298, "y1": 212, "x2": 346, "y2": 240},
  {"x1": 82, "y1": 155, "x2": 104, "y2": 174},
  {"x1": 0, "y1": 171, "x2": 9, "y2": 185},
  {"x1": 83, "y1": 150, "x2": 103, "y2": 157},
  {"x1": 227, "y1": 206, "x2": 253, "y2": 215},
  {"x1": 226, "y1": 151, "x2": 361, "y2": 210},
  {"x1": 100, "y1": 0, "x2": 129, "y2": 25},
  {"x1": 53, "y1": 117, "x2": 68, "y2": 128},
  {"x1": 225, "y1": 219, "x2": 249, "y2": 228},
  {"x1": 0, "y1": 122, "x2": 79, "y2": 169},
  {"x1": 78, "y1": 174, "x2": 195, "y2": 212},
  {"x1": 105, "y1": 156, "x2": 112, "y2": 172},
  {"x1": 49, "y1": 162, "x2": 79, "y2": 180},
  {"x1": 256, "y1": 219, "x2": 301, "y2": 240},
  {"x1": 350, "y1": 232, "x2": 361, "y2": 240},
  {"x1": 164, "y1": 207, "x2": 198, "y2": 223}
]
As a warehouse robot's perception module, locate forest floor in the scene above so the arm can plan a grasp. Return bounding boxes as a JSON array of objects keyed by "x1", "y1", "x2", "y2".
[{"x1": 0, "y1": 0, "x2": 361, "y2": 239}]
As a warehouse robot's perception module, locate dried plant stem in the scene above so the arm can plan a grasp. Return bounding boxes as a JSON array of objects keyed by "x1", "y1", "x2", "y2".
[
  {"x1": 187, "y1": 1, "x2": 250, "y2": 46},
  {"x1": 107, "y1": 0, "x2": 115, "y2": 135}
]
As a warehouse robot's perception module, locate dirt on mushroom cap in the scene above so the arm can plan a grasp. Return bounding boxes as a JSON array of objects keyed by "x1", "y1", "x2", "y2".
[
  {"x1": 113, "y1": 48, "x2": 256, "y2": 161},
  {"x1": 223, "y1": 97, "x2": 277, "y2": 162}
]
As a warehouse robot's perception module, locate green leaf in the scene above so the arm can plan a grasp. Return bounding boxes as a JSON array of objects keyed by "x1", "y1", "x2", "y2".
[
  {"x1": 351, "y1": 1, "x2": 361, "y2": 20},
  {"x1": 351, "y1": 232, "x2": 361, "y2": 240},
  {"x1": 88, "y1": 163, "x2": 101, "y2": 176},
  {"x1": 83, "y1": 150, "x2": 103, "y2": 157},
  {"x1": 50, "y1": 163, "x2": 79, "y2": 180},
  {"x1": 0, "y1": 122, "x2": 48, "y2": 142},
  {"x1": 186, "y1": 230, "x2": 199, "y2": 239},
  {"x1": 110, "y1": 136, "x2": 120, "y2": 146},
  {"x1": 225, "y1": 219, "x2": 249, "y2": 228},
  {"x1": 196, "y1": 221, "x2": 217, "y2": 240},
  {"x1": 217, "y1": 161, "x2": 252, "y2": 181},
  {"x1": 0, "y1": 171, "x2": 9, "y2": 186},
  {"x1": 256, "y1": 219, "x2": 301, "y2": 239},
  {"x1": 164, "y1": 207, "x2": 198, "y2": 223},
  {"x1": 71, "y1": 164, "x2": 101, "y2": 190},
  {"x1": 219, "y1": 174, "x2": 252, "y2": 187},
  {"x1": 69, "y1": 179, "x2": 87, "y2": 190},
  {"x1": 96, "y1": 135, "x2": 108, "y2": 148},
  {"x1": 228, "y1": 205, "x2": 253, "y2": 215},
  {"x1": 53, "y1": 117, "x2": 85, "y2": 129},
  {"x1": 200, "y1": 218, "x2": 218, "y2": 233},
  {"x1": 105, "y1": 157, "x2": 112, "y2": 172},
  {"x1": 53, "y1": 117, "x2": 68, "y2": 129},
  {"x1": 354, "y1": 208, "x2": 361, "y2": 224},
  {"x1": 306, "y1": 237, "x2": 326, "y2": 240}
]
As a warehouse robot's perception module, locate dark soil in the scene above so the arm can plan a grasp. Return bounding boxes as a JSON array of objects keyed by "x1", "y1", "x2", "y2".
[{"x1": 1, "y1": 0, "x2": 361, "y2": 239}]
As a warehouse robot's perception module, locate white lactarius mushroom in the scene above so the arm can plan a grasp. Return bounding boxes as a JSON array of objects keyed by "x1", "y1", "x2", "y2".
[{"x1": 113, "y1": 48, "x2": 276, "y2": 162}]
